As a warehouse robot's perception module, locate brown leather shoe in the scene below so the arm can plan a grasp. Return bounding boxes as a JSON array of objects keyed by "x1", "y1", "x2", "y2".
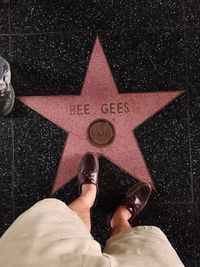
[
  {"x1": 107, "y1": 182, "x2": 152, "y2": 226},
  {"x1": 78, "y1": 152, "x2": 99, "y2": 208},
  {"x1": 125, "y1": 182, "x2": 152, "y2": 221}
]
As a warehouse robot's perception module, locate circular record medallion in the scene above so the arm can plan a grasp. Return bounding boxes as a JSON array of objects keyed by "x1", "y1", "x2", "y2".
[{"x1": 87, "y1": 119, "x2": 115, "y2": 147}]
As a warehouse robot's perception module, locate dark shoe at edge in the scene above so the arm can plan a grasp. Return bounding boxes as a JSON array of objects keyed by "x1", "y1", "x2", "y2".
[
  {"x1": 0, "y1": 57, "x2": 15, "y2": 116},
  {"x1": 0, "y1": 84, "x2": 15, "y2": 116}
]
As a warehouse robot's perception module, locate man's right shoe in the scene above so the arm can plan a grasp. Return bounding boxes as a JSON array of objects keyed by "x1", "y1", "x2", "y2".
[
  {"x1": 77, "y1": 152, "x2": 99, "y2": 208},
  {"x1": 0, "y1": 57, "x2": 15, "y2": 116}
]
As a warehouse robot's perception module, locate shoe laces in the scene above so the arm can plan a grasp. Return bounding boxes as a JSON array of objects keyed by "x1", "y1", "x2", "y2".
[
  {"x1": 0, "y1": 88, "x2": 6, "y2": 97},
  {"x1": 81, "y1": 170, "x2": 95, "y2": 182}
]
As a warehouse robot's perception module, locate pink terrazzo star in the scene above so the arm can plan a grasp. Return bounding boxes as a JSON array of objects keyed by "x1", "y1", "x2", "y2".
[{"x1": 18, "y1": 37, "x2": 183, "y2": 193}]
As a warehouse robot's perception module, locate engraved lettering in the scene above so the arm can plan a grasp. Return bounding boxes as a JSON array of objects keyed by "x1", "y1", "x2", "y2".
[
  {"x1": 84, "y1": 104, "x2": 90, "y2": 114},
  {"x1": 100, "y1": 102, "x2": 130, "y2": 114},
  {"x1": 69, "y1": 104, "x2": 91, "y2": 115},
  {"x1": 117, "y1": 102, "x2": 123, "y2": 113},
  {"x1": 70, "y1": 102, "x2": 129, "y2": 115},
  {"x1": 110, "y1": 103, "x2": 116, "y2": 113},
  {"x1": 124, "y1": 102, "x2": 129, "y2": 113},
  {"x1": 70, "y1": 105, "x2": 76, "y2": 115},
  {"x1": 77, "y1": 104, "x2": 83, "y2": 115},
  {"x1": 101, "y1": 103, "x2": 108, "y2": 114}
]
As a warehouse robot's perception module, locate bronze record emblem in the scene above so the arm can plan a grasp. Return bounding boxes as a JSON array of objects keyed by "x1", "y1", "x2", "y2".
[{"x1": 87, "y1": 119, "x2": 115, "y2": 147}]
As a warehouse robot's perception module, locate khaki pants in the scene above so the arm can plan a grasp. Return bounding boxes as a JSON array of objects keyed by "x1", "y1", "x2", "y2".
[{"x1": 0, "y1": 199, "x2": 184, "y2": 267}]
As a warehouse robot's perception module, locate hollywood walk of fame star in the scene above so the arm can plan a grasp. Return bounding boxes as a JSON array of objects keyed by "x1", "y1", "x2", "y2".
[{"x1": 18, "y1": 37, "x2": 183, "y2": 193}]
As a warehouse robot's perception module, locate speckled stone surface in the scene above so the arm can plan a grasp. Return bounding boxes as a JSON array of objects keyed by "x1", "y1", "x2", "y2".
[
  {"x1": 189, "y1": 90, "x2": 200, "y2": 202},
  {"x1": 195, "y1": 204, "x2": 200, "y2": 264},
  {"x1": 185, "y1": 0, "x2": 200, "y2": 28},
  {"x1": 11, "y1": 30, "x2": 186, "y2": 96},
  {"x1": 0, "y1": 36, "x2": 9, "y2": 59},
  {"x1": 10, "y1": 0, "x2": 184, "y2": 33},
  {"x1": 188, "y1": 29, "x2": 200, "y2": 93},
  {"x1": 11, "y1": 33, "x2": 96, "y2": 96},
  {"x1": 0, "y1": 1, "x2": 199, "y2": 266},
  {"x1": 188, "y1": 29, "x2": 200, "y2": 204},
  {"x1": 99, "y1": 29, "x2": 186, "y2": 93},
  {"x1": 0, "y1": 115, "x2": 13, "y2": 236},
  {"x1": 10, "y1": 0, "x2": 98, "y2": 34},
  {"x1": 13, "y1": 100, "x2": 67, "y2": 206},
  {"x1": 0, "y1": 0, "x2": 9, "y2": 34},
  {"x1": 97, "y1": 0, "x2": 184, "y2": 30},
  {"x1": 190, "y1": 92, "x2": 200, "y2": 205}
]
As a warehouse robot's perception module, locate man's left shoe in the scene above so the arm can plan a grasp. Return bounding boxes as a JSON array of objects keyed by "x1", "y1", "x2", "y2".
[
  {"x1": 0, "y1": 57, "x2": 15, "y2": 116},
  {"x1": 77, "y1": 152, "x2": 99, "y2": 208},
  {"x1": 125, "y1": 182, "x2": 152, "y2": 221},
  {"x1": 107, "y1": 182, "x2": 152, "y2": 226}
]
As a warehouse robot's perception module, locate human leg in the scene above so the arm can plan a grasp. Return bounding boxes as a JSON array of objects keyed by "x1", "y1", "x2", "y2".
[
  {"x1": 68, "y1": 183, "x2": 96, "y2": 231},
  {"x1": 69, "y1": 152, "x2": 99, "y2": 232},
  {"x1": 109, "y1": 205, "x2": 132, "y2": 236}
]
